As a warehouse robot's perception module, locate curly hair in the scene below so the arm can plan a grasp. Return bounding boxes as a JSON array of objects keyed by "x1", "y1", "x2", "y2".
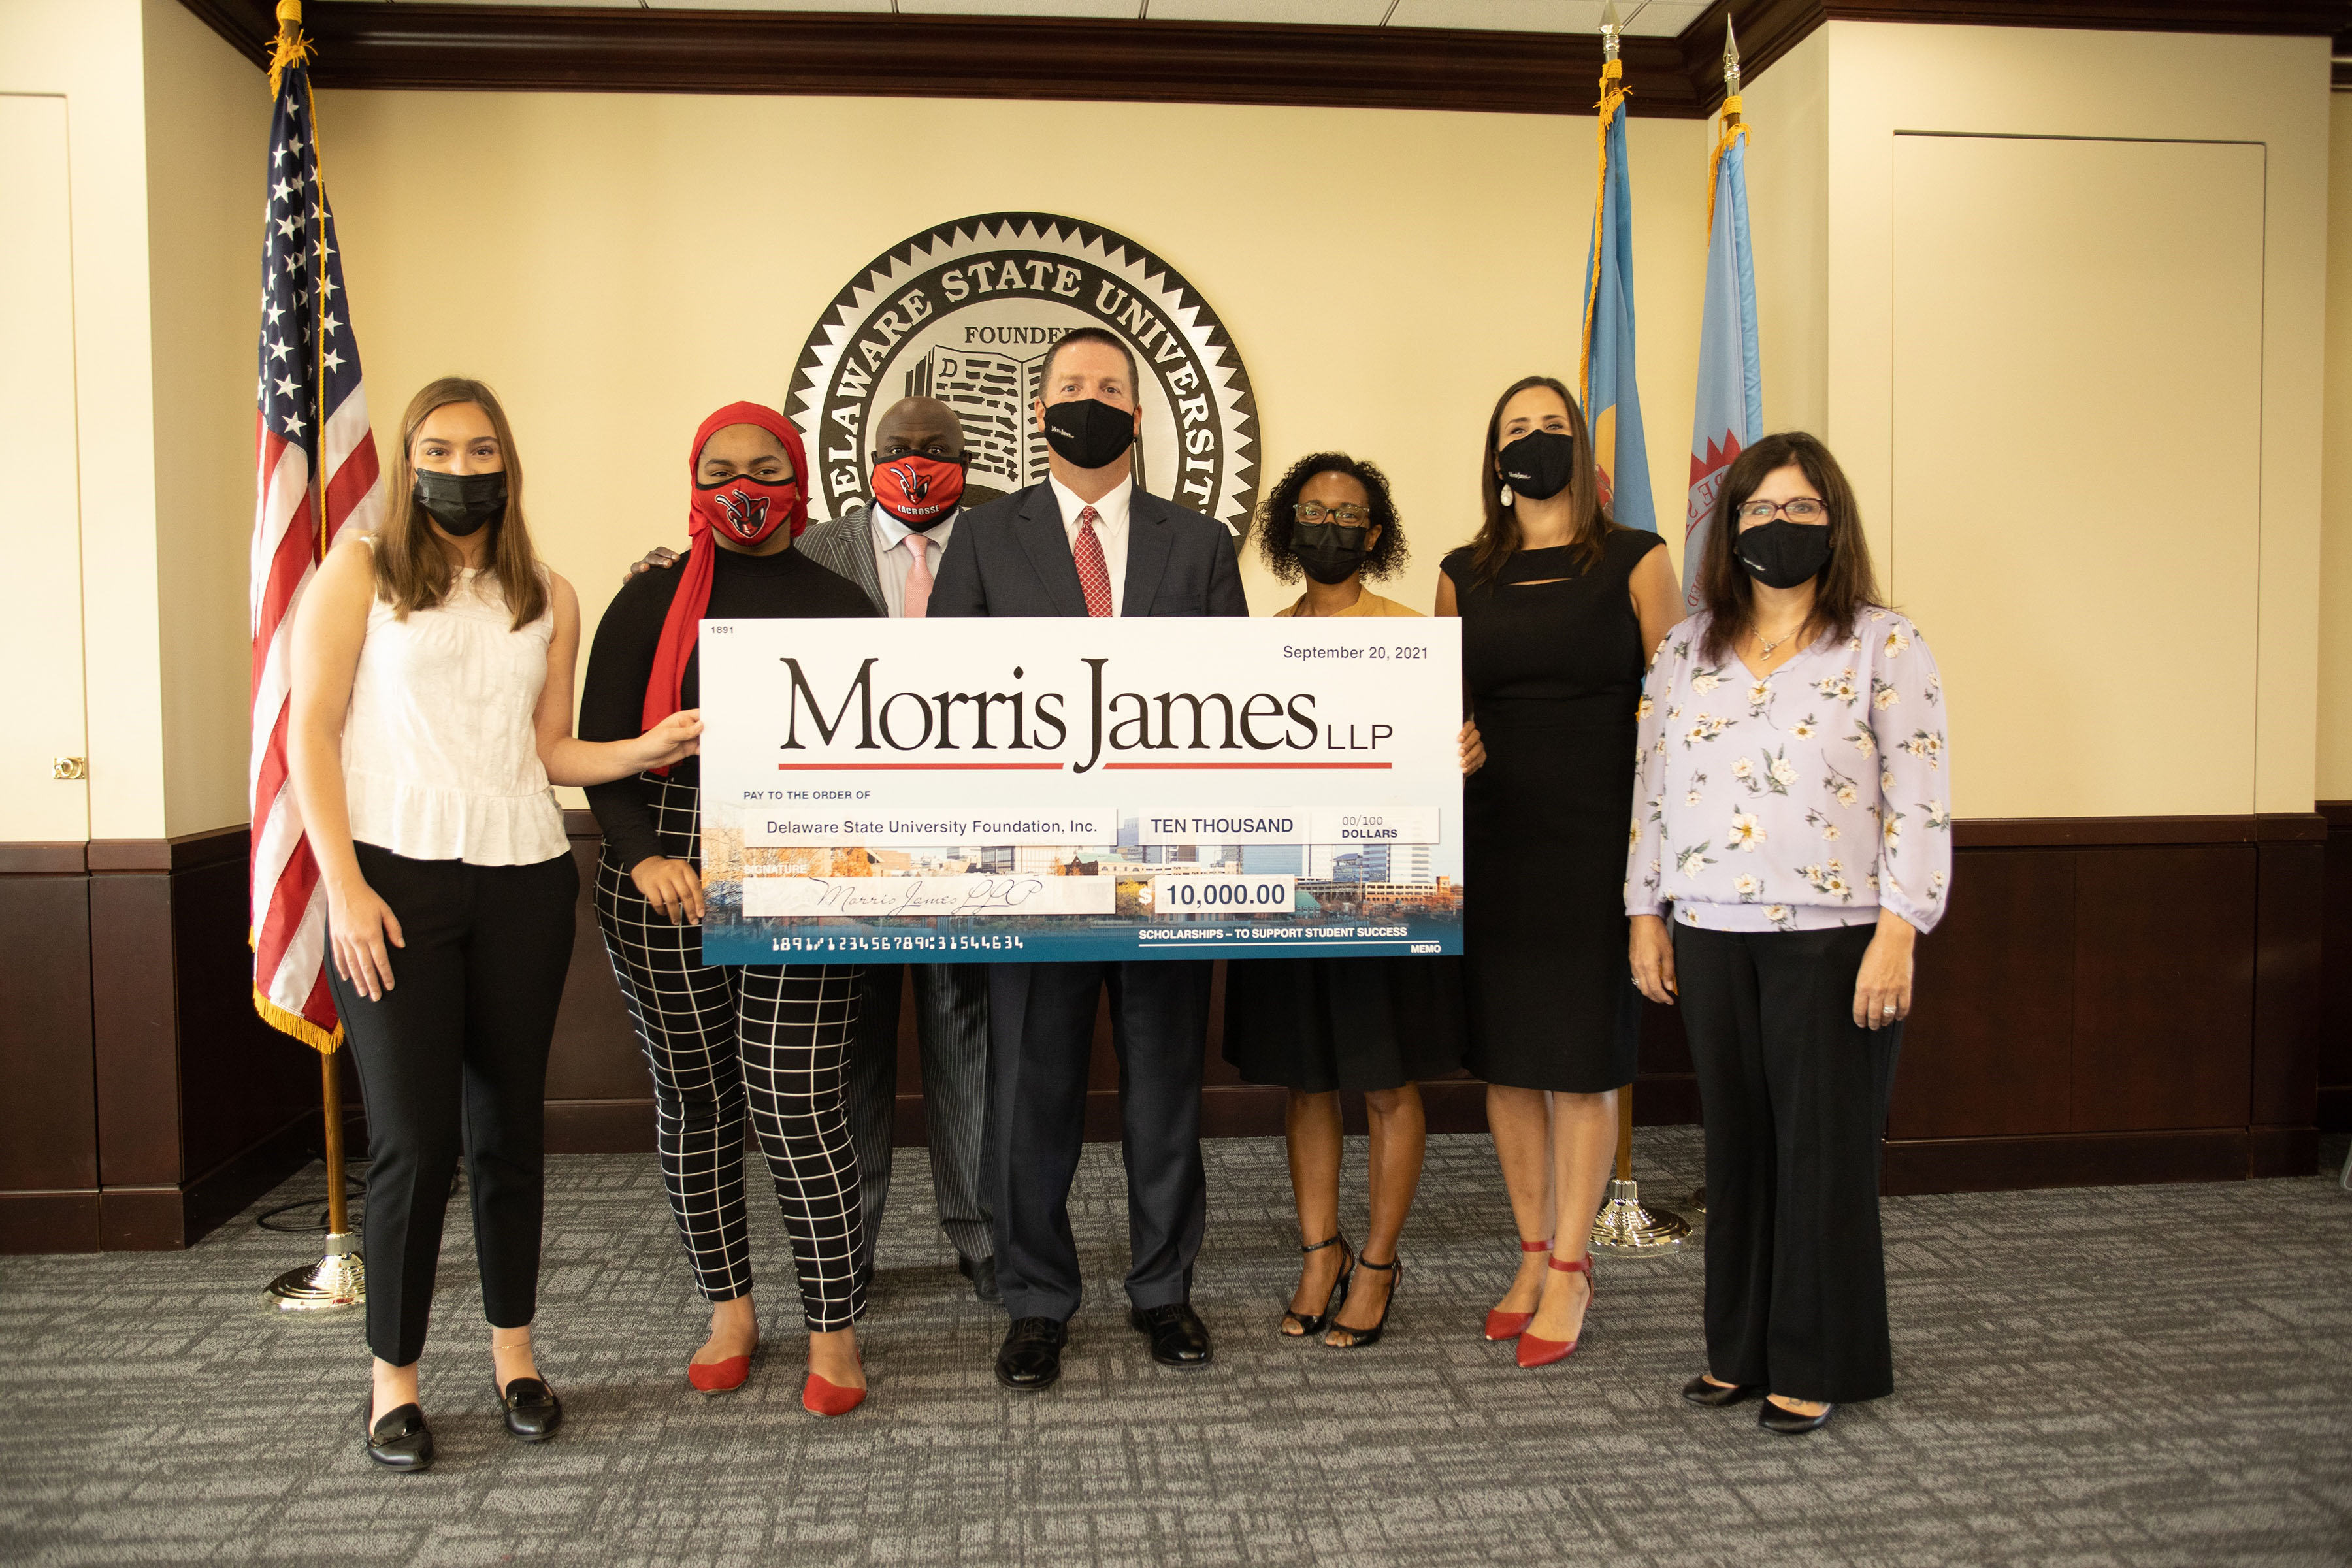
[{"x1": 1254, "y1": 451, "x2": 1408, "y2": 585}]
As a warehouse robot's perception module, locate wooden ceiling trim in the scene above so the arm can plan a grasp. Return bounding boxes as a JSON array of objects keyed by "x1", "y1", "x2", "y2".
[{"x1": 174, "y1": 1, "x2": 2352, "y2": 116}]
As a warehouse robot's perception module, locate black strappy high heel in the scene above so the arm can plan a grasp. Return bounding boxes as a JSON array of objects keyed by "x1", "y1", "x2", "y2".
[
  {"x1": 1281, "y1": 1233, "x2": 1354, "y2": 1338},
  {"x1": 1324, "y1": 1256, "x2": 1399, "y2": 1350}
]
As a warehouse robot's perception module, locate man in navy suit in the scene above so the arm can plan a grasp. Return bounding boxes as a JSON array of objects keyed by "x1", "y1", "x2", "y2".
[{"x1": 929, "y1": 327, "x2": 1246, "y2": 1391}]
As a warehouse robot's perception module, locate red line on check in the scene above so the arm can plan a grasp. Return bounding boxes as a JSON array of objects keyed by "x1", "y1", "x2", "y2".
[
  {"x1": 776, "y1": 763, "x2": 1064, "y2": 771},
  {"x1": 1102, "y1": 762, "x2": 1392, "y2": 770}
]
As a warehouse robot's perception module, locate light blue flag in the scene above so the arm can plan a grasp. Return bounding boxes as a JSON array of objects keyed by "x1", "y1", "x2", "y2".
[
  {"x1": 1581, "y1": 82, "x2": 1656, "y2": 534},
  {"x1": 1684, "y1": 117, "x2": 1763, "y2": 608}
]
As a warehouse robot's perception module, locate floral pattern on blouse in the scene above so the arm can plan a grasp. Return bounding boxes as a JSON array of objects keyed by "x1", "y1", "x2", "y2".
[{"x1": 1624, "y1": 609, "x2": 1952, "y2": 934}]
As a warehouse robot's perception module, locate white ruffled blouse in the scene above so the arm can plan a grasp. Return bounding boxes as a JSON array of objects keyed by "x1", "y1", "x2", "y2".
[
  {"x1": 1624, "y1": 608, "x2": 1952, "y2": 934},
  {"x1": 342, "y1": 565, "x2": 568, "y2": 867}
]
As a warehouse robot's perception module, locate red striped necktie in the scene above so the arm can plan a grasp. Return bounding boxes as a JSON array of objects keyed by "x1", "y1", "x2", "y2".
[{"x1": 1073, "y1": 506, "x2": 1113, "y2": 617}]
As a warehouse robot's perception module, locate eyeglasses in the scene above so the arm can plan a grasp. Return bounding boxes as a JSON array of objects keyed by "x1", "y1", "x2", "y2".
[
  {"x1": 1735, "y1": 498, "x2": 1828, "y2": 523},
  {"x1": 1294, "y1": 502, "x2": 1371, "y2": 526}
]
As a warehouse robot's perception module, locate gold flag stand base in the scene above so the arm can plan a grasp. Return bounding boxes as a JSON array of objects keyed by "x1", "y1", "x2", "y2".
[
  {"x1": 1588, "y1": 1090, "x2": 1693, "y2": 1253},
  {"x1": 1690, "y1": 1186, "x2": 1708, "y2": 1216},
  {"x1": 1590, "y1": 1177, "x2": 1691, "y2": 1252},
  {"x1": 265, "y1": 1049, "x2": 365, "y2": 1313},
  {"x1": 267, "y1": 1234, "x2": 363, "y2": 1313}
]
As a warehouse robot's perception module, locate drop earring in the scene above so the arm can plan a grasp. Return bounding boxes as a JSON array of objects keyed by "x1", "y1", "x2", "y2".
[{"x1": 1499, "y1": 484, "x2": 1515, "y2": 508}]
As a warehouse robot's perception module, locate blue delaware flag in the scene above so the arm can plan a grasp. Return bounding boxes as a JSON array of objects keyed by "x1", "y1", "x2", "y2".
[
  {"x1": 1580, "y1": 61, "x2": 1656, "y2": 534},
  {"x1": 1684, "y1": 103, "x2": 1763, "y2": 608}
]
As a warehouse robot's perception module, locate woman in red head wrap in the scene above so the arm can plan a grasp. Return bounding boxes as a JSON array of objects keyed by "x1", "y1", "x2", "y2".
[{"x1": 578, "y1": 403, "x2": 881, "y2": 1416}]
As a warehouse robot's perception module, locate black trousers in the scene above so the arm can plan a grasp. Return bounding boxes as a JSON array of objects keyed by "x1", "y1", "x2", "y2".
[
  {"x1": 985, "y1": 960, "x2": 1211, "y2": 1323},
  {"x1": 1675, "y1": 921, "x2": 1904, "y2": 1405},
  {"x1": 845, "y1": 963, "x2": 992, "y2": 1276},
  {"x1": 329, "y1": 843, "x2": 578, "y2": 1367}
]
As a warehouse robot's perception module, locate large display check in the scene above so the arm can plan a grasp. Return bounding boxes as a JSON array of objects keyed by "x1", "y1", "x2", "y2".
[{"x1": 694, "y1": 616, "x2": 1463, "y2": 964}]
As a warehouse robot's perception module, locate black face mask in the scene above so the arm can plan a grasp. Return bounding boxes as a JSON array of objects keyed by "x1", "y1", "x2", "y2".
[
  {"x1": 414, "y1": 468, "x2": 507, "y2": 537},
  {"x1": 1040, "y1": 397, "x2": 1136, "y2": 472},
  {"x1": 1733, "y1": 519, "x2": 1834, "y2": 589},
  {"x1": 1496, "y1": 429, "x2": 1576, "y2": 502},
  {"x1": 1291, "y1": 521, "x2": 1370, "y2": 585}
]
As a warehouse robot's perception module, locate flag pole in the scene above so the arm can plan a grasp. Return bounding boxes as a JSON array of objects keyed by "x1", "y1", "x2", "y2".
[
  {"x1": 263, "y1": 0, "x2": 363, "y2": 1314},
  {"x1": 1585, "y1": 0, "x2": 1690, "y2": 1257}
]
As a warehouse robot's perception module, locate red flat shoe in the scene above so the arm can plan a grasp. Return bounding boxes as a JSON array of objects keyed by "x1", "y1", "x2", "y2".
[
  {"x1": 687, "y1": 1352, "x2": 752, "y2": 1394},
  {"x1": 1484, "y1": 1237, "x2": 1553, "y2": 1341},
  {"x1": 802, "y1": 1370, "x2": 866, "y2": 1418},
  {"x1": 1516, "y1": 1254, "x2": 1595, "y2": 1369}
]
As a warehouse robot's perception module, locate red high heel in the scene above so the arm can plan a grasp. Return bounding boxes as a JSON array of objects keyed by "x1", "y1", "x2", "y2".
[
  {"x1": 1484, "y1": 1237, "x2": 1554, "y2": 1341},
  {"x1": 802, "y1": 1353, "x2": 866, "y2": 1418},
  {"x1": 687, "y1": 1347, "x2": 754, "y2": 1394},
  {"x1": 1516, "y1": 1254, "x2": 1595, "y2": 1367}
]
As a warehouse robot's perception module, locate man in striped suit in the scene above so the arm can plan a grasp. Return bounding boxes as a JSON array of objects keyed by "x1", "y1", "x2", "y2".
[{"x1": 796, "y1": 396, "x2": 998, "y2": 1305}]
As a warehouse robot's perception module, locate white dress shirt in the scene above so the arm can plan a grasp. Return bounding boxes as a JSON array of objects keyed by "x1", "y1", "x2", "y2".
[
  {"x1": 1047, "y1": 472, "x2": 1132, "y2": 617},
  {"x1": 868, "y1": 504, "x2": 957, "y2": 619}
]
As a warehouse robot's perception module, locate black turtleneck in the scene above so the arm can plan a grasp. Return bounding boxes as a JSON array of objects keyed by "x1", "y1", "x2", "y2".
[{"x1": 580, "y1": 542, "x2": 876, "y2": 871}]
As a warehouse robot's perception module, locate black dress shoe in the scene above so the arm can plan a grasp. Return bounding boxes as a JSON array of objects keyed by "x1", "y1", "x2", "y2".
[
  {"x1": 994, "y1": 1316, "x2": 1068, "y2": 1392},
  {"x1": 1759, "y1": 1397, "x2": 1835, "y2": 1434},
  {"x1": 1682, "y1": 1375, "x2": 1763, "y2": 1408},
  {"x1": 361, "y1": 1392, "x2": 433, "y2": 1471},
  {"x1": 1129, "y1": 1303, "x2": 1213, "y2": 1369},
  {"x1": 495, "y1": 1376, "x2": 563, "y2": 1442},
  {"x1": 958, "y1": 1254, "x2": 1002, "y2": 1306}
]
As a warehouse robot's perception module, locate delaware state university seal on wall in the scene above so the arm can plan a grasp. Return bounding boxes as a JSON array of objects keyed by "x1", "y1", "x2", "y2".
[{"x1": 786, "y1": 213, "x2": 1258, "y2": 535}]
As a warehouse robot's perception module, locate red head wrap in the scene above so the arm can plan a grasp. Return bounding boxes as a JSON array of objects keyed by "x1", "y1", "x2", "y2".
[{"x1": 641, "y1": 401, "x2": 811, "y2": 751}]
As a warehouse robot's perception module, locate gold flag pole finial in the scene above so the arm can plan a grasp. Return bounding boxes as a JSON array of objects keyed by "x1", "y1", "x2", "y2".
[
  {"x1": 1723, "y1": 14, "x2": 1742, "y2": 99},
  {"x1": 266, "y1": 1, "x2": 312, "y2": 98}
]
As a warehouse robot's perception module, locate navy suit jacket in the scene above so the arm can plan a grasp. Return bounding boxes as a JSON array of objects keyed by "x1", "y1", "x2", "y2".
[{"x1": 927, "y1": 481, "x2": 1247, "y2": 620}]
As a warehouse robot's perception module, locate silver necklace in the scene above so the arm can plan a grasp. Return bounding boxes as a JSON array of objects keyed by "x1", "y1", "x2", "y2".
[{"x1": 1752, "y1": 622, "x2": 1805, "y2": 658}]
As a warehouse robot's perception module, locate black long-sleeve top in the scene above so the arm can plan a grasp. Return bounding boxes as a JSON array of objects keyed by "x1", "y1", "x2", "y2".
[{"x1": 580, "y1": 544, "x2": 877, "y2": 871}]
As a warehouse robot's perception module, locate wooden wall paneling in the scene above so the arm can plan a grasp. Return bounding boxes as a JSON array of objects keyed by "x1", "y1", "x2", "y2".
[
  {"x1": 170, "y1": 857, "x2": 316, "y2": 1188},
  {"x1": 2318, "y1": 803, "x2": 2352, "y2": 1133},
  {"x1": 0, "y1": 866, "x2": 99, "y2": 1252},
  {"x1": 545, "y1": 824, "x2": 657, "y2": 1154},
  {"x1": 2249, "y1": 822, "x2": 2324, "y2": 1163},
  {"x1": 1887, "y1": 848, "x2": 2075, "y2": 1140},
  {"x1": 2069, "y1": 845, "x2": 2257, "y2": 1132},
  {"x1": 86, "y1": 871, "x2": 182, "y2": 1201},
  {"x1": 1882, "y1": 1128, "x2": 2250, "y2": 1195}
]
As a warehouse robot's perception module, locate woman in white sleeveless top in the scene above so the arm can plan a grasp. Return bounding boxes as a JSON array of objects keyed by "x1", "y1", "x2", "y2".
[{"x1": 290, "y1": 378, "x2": 698, "y2": 1473}]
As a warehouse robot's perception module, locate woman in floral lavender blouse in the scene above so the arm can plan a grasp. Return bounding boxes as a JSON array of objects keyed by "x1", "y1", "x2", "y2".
[{"x1": 1625, "y1": 432, "x2": 1950, "y2": 1435}]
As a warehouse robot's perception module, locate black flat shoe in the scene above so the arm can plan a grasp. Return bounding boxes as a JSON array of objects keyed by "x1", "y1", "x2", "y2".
[
  {"x1": 1130, "y1": 1302, "x2": 1213, "y2": 1369},
  {"x1": 361, "y1": 1391, "x2": 433, "y2": 1472},
  {"x1": 994, "y1": 1316, "x2": 1068, "y2": 1392},
  {"x1": 495, "y1": 1376, "x2": 563, "y2": 1442},
  {"x1": 1759, "y1": 1397, "x2": 1835, "y2": 1434},
  {"x1": 1682, "y1": 1375, "x2": 1763, "y2": 1408},
  {"x1": 1323, "y1": 1256, "x2": 1397, "y2": 1350},
  {"x1": 958, "y1": 1254, "x2": 1002, "y2": 1306}
]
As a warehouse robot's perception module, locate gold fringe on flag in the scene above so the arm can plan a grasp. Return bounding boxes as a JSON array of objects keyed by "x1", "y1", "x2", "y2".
[
  {"x1": 1578, "y1": 57, "x2": 1631, "y2": 401},
  {"x1": 265, "y1": 1, "x2": 310, "y2": 99},
  {"x1": 1707, "y1": 95, "x2": 1749, "y2": 234}
]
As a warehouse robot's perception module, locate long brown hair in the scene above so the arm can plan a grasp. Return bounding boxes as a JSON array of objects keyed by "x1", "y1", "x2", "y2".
[
  {"x1": 1464, "y1": 375, "x2": 1613, "y2": 589},
  {"x1": 1695, "y1": 431, "x2": 1883, "y2": 664},
  {"x1": 374, "y1": 377, "x2": 547, "y2": 630}
]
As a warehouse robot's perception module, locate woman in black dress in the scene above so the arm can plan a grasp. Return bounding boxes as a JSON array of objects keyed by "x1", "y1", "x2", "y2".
[
  {"x1": 1223, "y1": 453, "x2": 1474, "y2": 1349},
  {"x1": 1437, "y1": 376, "x2": 1682, "y2": 1368}
]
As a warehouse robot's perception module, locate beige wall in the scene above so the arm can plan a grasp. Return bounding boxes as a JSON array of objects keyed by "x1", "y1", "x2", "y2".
[
  {"x1": 1820, "y1": 23, "x2": 2329, "y2": 819},
  {"x1": 314, "y1": 90, "x2": 1714, "y2": 641},
  {"x1": 2321, "y1": 93, "x2": 2352, "y2": 804},
  {"x1": 0, "y1": 0, "x2": 164, "y2": 841},
  {"x1": 1738, "y1": 25, "x2": 1828, "y2": 439},
  {"x1": 144, "y1": 0, "x2": 271, "y2": 836}
]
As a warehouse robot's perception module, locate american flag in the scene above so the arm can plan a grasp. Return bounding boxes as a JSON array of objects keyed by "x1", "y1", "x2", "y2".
[{"x1": 250, "y1": 44, "x2": 381, "y2": 1054}]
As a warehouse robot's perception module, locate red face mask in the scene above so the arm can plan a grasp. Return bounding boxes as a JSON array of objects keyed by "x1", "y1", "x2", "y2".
[
  {"x1": 691, "y1": 474, "x2": 803, "y2": 545},
  {"x1": 870, "y1": 454, "x2": 966, "y2": 529}
]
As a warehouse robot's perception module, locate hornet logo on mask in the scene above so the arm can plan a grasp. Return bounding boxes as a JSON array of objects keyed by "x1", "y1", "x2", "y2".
[
  {"x1": 788, "y1": 212, "x2": 1258, "y2": 540},
  {"x1": 883, "y1": 462, "x2": 931, "y2": 502},
  {"x1": 713, "y1": 488, "x2": 770, "y2": 540}
]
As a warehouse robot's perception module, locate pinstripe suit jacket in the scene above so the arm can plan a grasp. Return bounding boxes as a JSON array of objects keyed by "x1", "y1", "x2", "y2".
[{"x1": 793, "y1": 505, "x2": 890, "y2": 616}]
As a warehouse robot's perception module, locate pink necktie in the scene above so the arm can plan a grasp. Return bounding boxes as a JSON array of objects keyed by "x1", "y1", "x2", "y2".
[
  {"x1": 1073, "y1": 506, "x2": 1113, "y2": 618},
  {"x1": 903, "y1": 532, "x2": 932, "y2": 619}
]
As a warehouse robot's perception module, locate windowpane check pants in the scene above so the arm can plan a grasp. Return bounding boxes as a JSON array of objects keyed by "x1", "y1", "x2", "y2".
[{"x1": 594, "y1": 775, "x2": 866, "y2": 1331}]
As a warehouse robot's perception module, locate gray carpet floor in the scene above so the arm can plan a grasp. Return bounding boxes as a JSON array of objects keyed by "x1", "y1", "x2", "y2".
[{"x1": 3, "y1": 1128, "x2": 2349, "y2": 1567}]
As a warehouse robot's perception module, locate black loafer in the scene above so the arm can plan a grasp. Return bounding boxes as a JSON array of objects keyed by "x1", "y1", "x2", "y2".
[
  {"x1": 361, "y1": 1392, "x2": 433, "y2": 1471},
  {"x1": 994, "y1": 1316, "x2": 1068, "y2": 1392},
  {"x1": 1682, "y1": 1375, "x2": 1763, "y2": 1408},
  {"x1": 958, "y1": 1254, "x2": 1002, "y2": 1306},
  {"x1": 1129, "y1": 1303, "x2": 1213, "y2": 1369},
  {"x1": 1759, "y1": 1397, "x2": 1835, "y2": 1434},
  {"x1": 495, "y1": 1376, "x2": 563, "y2": 1442}
]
